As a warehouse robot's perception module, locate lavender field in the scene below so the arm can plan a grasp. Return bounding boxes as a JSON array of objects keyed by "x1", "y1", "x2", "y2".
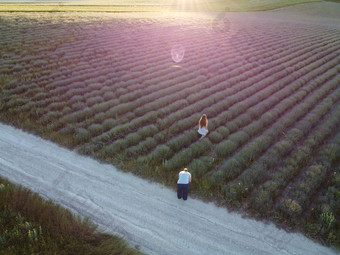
[{"x1": 1, "y1": 2, "x2": 339, "y2": 247}]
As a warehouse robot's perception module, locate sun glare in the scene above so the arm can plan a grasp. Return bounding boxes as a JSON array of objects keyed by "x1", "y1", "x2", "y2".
[
  {"x1": 171, "y1": 0, "x2": 215, "y2": 12},
  {"x1": 171, "y1": 44, "x2": 185, "y2": 63}
]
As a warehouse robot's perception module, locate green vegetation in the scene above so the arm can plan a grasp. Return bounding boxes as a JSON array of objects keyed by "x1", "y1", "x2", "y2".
[
  {"x1": 0, "y1": 0, "x2": 321, "y2": 12},
  {"x1": 0, "y1": 7, "x2": 339, "y2": 251},
  {"x1": 0, "y1": 4, "x2": 172, "y2": 13},
  {"x1": 0, "y1": 177, "x2": 143, "y2": 255}
]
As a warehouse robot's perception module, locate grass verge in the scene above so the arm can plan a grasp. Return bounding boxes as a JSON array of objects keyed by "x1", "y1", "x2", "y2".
[{"x1": 0, "y1": 176, "x2": 143, "y2": 255}]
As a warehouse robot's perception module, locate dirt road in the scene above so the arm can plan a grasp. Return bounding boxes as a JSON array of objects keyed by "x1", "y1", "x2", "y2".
[{"x1": 0, "y1": 122, "x2": 337, "y2": 255}]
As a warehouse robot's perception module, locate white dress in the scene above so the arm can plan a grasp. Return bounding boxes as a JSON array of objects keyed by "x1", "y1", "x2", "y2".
[{"x1": 198, "y1": 126, "x2": 208, "y2": 136}]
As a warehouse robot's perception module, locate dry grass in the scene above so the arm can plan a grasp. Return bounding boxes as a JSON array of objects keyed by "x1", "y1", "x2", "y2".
[{"x1": 0, "y1": 176, "x2": 143, "y2": 255}]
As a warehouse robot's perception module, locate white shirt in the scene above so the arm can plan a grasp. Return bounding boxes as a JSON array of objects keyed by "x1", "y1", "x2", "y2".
[{"x1": 177, "y1": 171, "x2": 191, "y2": 184}]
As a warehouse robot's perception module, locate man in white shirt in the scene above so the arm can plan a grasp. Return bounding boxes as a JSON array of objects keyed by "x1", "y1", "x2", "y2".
[{"x1": 177, "y1": 168, "x2": 192, "y2": 200}]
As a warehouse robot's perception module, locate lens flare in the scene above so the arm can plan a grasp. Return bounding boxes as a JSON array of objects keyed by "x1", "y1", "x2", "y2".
[{"x1": 171, "y1": 44, "x2": 185, "y2": 63}]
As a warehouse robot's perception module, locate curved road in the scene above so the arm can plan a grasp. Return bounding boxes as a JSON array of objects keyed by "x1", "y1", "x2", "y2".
[{"x1": 0, "y1": 123, "x2": 337, "y2": 255}]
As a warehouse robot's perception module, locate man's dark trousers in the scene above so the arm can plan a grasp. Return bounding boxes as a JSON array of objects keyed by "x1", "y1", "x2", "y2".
[{"x1": 177, "y1": 184, "x2": 189, "y2": 200}]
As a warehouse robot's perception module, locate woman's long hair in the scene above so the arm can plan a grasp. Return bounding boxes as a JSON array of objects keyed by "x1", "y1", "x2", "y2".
[{"x1": 199, "y1": 114, "x2": 208, "y2": 129}]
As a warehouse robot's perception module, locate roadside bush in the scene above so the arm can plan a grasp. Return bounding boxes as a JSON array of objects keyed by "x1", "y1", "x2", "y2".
[
  {"x1": 223, "y1": 182, "x2": 244, "y2": 208},
  {"x1": 250, "y1": 189, "x2": 273, "y2": 216},
  {"x1": 103, "y1": 140, "x2": 127, "y2": 157},
  {"x1": 279, "y1": 199, "x2": 302, "y2": 217},
  {"x1": 59, "y1": 123, "x2": 77, "y2": 136},
  {"x1": 75, "y1": 128, "x2": 91, "y2": 144}
]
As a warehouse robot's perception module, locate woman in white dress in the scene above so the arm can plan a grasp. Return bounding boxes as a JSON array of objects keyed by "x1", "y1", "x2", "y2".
[{"x1": 198, "y1": 114, "x2": 208, "y2": 139}]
